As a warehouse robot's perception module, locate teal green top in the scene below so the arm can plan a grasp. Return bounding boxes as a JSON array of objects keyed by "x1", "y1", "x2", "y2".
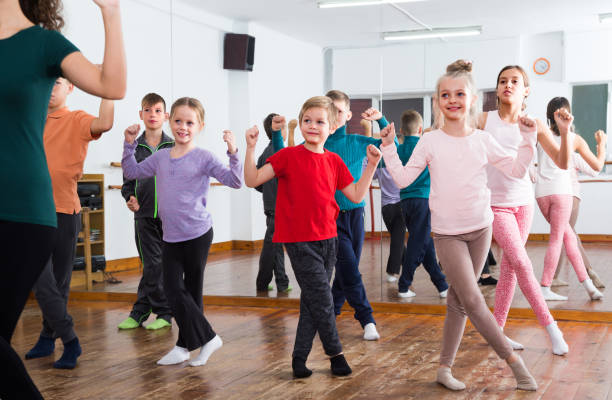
[
  {"x1": 324, "y1": 117, "x2": 390, "y2": 211},
  {"x1": 398, "y1": 136, "x2": 430, "y2": 199},
  {"x1": 0, "y1": 26, "x2": 79, "y2": 227}
]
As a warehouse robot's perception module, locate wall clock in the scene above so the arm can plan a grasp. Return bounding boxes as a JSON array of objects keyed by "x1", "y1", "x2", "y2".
[{"x1": 533, "y1": 57, "x2": 550, "y2": 75}]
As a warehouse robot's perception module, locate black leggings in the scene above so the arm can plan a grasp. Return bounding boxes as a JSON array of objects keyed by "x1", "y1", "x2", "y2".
[
  {"x1": 162, "y1": 228, "x2": 215, "y2": 351},
  {"x1": 0, "y1": 220, "x2": 56, "y2": 400}
]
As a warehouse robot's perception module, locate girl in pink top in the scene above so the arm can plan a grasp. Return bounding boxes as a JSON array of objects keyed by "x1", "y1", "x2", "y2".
[
  {"x1": 478, "y1": 65, "x2": 569, "y2": 356},
  {"x1": 535, "y1": 97, "x2": 605, "y2": 301},
  {"x1": 381, "y1": 60, "x2": 537, "y2": 392}
]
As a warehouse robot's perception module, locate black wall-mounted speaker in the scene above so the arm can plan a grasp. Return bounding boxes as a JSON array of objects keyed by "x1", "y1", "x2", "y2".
[{"x1": 223, "y1": 33, "x2": 255, "y2": 71}]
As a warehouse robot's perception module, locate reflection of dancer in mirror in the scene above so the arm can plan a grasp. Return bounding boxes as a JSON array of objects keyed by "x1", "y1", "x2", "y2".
[
  {"x1": 122, "y1": 98, "x2": 243, "y2": 367},
  {"x1": 552, "y1": 152, "x2": 605, "y2": 288},
  {"x1": 324, "y1": 90, "x2": 391, "y2": 341},
  {"x1": 119, "y1": 93, "x2": 174, "y2": 331},
  {"x1": 535, "y1": 97, "x2": 605, "y2": 301},
  {"x1": 244, "y1": 96, "x2": 381, "y2": 378},
  {"x1": 385, "y1": 110, "x2": 448, "y2": 298},
  {"x1": 0, "y1": 0, "x2": 126, "y2": 397},
  {"x1": 381, "y1": 60, "x2": 538, "y2": 392},
  {"x1": 479, "y1": 66, "x2": 569, "y2": 355},
  {"x1": 254, "y1": 114, "x2": 291, "y2": 293}
]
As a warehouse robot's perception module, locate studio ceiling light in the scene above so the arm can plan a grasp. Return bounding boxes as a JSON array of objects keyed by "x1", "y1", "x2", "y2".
[
  {"x1": 317, "y1": 0, "x2": 424, "y2": 9},
  {"x1": 599, "y1": 13, "x2": 612, "y2": 23},
  {"x1": 383, "y1": 26, "x2": 482, "y2": 41}
]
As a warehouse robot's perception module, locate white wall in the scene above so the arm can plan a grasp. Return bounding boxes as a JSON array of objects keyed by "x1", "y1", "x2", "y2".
[{"x1": 61, "y1": 0, "x2": 324, "y2": 259}]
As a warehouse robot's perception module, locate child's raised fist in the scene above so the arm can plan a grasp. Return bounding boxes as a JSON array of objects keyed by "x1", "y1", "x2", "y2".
[
  {"x1": 124, "y1": 123, "x2": 140, "y2": 144},
  {"x1": 223, "y1": 130, "x2": 237, "y2": 154},
  {"x1": 518, "y1": 114, "x2": 536, "y2": 134},
  {"x1": 361, "y1": 107, "x2": 382, "y2": 121},
  {"x1": 288, "y1": 119, "x2": 298, "y2": 131},
  {"x1": 554, "y1": 108, "x2": 574, "y2": 136},
  {"x1": 271, "y1": 115, "x2": 286, "y2": 132},
  {"x1": 245, "y1": 125, "x2": 259, "y2": 148},
  {"x1": 366, "y1": 144, "x2": 382, "y2": 166},
  {"x1": 595, "y1": 130, "x2": 607, "y2": 147},
  {"x1": 380, "y1": 122, "x2": 396, "y2": 146}
]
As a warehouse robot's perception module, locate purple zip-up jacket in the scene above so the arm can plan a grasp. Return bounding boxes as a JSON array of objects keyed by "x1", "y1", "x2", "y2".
[{"x1": 122, "y1": 141, "x2": 243, "y2": 242}]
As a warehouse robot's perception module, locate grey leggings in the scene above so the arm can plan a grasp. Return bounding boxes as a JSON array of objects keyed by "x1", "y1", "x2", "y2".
[{"x1": 434, "y1": 226, "x2": 513, "y2": 367}]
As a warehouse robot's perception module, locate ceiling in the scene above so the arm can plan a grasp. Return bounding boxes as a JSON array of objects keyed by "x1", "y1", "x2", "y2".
[{"x1": 180, "y1": 0, "x2": 612, "y2": 48}]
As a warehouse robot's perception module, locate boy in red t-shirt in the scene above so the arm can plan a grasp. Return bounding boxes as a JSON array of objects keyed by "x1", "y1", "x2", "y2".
[{"x1": 244, "y1": 96, "x2": 381, "y2": 378}]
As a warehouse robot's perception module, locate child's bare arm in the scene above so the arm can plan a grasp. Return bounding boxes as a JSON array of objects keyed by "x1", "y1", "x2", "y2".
[
  {"x1": 90, "y1": 99, "x2": 114, "y2": 135},
  {"x1": 245, "y1": 125, "x2": 276, "y2": 187},
  {"x1": 340, "y1": 145, "x2": 381, "y2": 203}
]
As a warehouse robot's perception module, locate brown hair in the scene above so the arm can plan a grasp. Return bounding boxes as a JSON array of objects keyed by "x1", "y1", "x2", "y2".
[
  {"x1": 299, "y1": 96, "x2": 338, "y2": 129},
  {"x1": 20, "y1": 0, "x2": 65, "y2": 31},
  {"x1": 170, "y1": 97, "x2": 205, "y2": 125},
  {"x1": 141, "y1": 93, "x2": 166, "y2": 111},
  {"x1": 434, "y1": 59, "x2": 478, "y2": 126},
  {"x1": 400, "y1": 110, "x2": 423, "y2": 135},
  {"x1": 263, "y1": 113, "x2": 279, "y2": 139},
  {"x1": 546, "y1": 97, "x2": 571, "y2": 136},
  {"x1": 496, "y1": 65, "x2": 530, "y2": 110},
  {"x1": 325, "y1": 89, "x2": 350, "y2": 110}
]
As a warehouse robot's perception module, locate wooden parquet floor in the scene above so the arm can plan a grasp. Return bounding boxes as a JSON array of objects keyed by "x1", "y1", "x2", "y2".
[{"x1": 13, "y1": 300, "x2": 612, "y2": 399}]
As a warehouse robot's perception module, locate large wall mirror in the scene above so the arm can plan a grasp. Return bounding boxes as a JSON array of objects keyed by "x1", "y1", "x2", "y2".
[{"x1": 70, "y1": 1, "x2": 612, "y2": 322}]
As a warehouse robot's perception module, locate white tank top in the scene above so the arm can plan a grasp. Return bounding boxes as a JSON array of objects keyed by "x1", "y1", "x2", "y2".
[
  {"x1": 484, "y1": 111, "x2": 534, "y2": 206},
  {"x1": 535, "y1": 132, "x2": 575, "y2": 198}
]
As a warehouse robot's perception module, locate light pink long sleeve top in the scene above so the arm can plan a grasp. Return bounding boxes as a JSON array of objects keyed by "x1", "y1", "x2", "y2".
[{"x1": 381, "y1": 128, "x2": 536, "y2": 235}]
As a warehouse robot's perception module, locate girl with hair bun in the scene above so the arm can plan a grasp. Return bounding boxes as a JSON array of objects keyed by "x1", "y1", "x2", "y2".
[{"x1": 380, "y1": 59, "x2": 538, "y2": 392}]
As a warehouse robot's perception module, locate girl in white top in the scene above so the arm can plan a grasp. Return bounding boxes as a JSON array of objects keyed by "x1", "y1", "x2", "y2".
[
  {"x1": 381, "y1": 60, "x2": 538, "y2": 392},
  {"x1": 478, "y1": 65, "x2": 569, "y2": 355},
  {"x1": 552, "y1": 152, "x2": 605, "y2": 288},
  {"x1": 536, "y1": 97, "x2": 606, "y2": 301}
]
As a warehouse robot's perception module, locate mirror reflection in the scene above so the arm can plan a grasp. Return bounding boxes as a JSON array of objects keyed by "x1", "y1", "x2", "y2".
[{"x1": 62, "y1": 1, "x2": 612, "y2": 320}]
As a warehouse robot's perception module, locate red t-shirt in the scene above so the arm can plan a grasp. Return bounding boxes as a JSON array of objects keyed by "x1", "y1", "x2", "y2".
[{"x1": 267, "y1": 145, "x2": 354, "y2": 243}]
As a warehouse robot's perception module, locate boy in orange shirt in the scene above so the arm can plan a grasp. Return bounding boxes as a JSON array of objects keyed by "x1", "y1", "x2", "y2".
[{"x1": 25, "y1": 77, "x2": 114, "y2": 369}]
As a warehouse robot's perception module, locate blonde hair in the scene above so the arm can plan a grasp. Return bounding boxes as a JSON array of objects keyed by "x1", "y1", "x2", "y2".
[
  {"x1": 325, "y1": 89, "x2": 350, "y2": 109},
  {"x1": 170, "y1": 97, "x2": 205, "y2": 125},
  {"x1": 434, "y1": 60, "x2": 478, "y2": 127},
  {"x1": 298, "y1": 96, "x2": 338, "y2": 129},
  {"x1": 400, "y1": 110, "x2": 423, "y2": 135}
]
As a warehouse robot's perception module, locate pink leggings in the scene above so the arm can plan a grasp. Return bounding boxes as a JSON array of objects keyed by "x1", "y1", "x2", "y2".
[
  {"x1": 492, "y1": 205, "x2": 553, "y2": 327},
  {"x1": 537, "y1": 194, "x2": 588, "y2": 287}
]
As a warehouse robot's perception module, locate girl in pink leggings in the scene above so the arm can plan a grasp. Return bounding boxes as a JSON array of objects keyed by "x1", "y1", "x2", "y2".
[
  {"x1": 478, "y1": 65, "x2": 569, "y2": 356},
  {"x1": 536, "y1": 97, "x2": 605, "y2": 301},
  {"x1": 381, "y1": 60, "x2": 537, "y2": 392}
]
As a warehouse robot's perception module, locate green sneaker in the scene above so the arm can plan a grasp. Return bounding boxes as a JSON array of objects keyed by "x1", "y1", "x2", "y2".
[
  {"x1": 280, "y1": 286, "x2": 293, "y2": 293},
  {"x1": 118, "y1": 317, "x2": 140, "y2": 330},
  {"x1": 145, "y1": 318, "x2": 171, "y2": 330},
  {"x1": 267, "y1": 284, "x2": 274, "y2": 291}
]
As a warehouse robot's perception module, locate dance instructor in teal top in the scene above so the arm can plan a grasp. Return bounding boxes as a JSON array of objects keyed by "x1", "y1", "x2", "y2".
[{"x1": 0, "y1": 0, "x2": 126, "y2": 398}]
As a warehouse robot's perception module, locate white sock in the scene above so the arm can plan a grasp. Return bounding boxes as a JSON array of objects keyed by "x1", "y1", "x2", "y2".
[
  {"x1": 189, "y1": 335, "x2": 223, "y2": 367},
  {"x1": 582, "y1": 278, "x2": 603, "y2": 300},
  {"x1": 545, "y1": 321, "x2": 568, "y2": 355},
  {"x1": 436, "y1": 366, "x2": 466, "y2": 391},
  {"x1": 439, "y1": 289, "x2": 448, "y2": 298},
  {"x1": 505, "y1": 335, "x2": 524, "y2": 350},
  {"x1": 541, "y1": 286, "x2": 568, "y2": 301},
  {"x1": 386, "y1": 273, "x2": 397, "y2": 283},
  {"x1": 157, "y1": 346, "x2": 189, "y2": 365},
  {"x1": 363, "y1": 322, "x2": 380, "y2": 341},
  {"x1": 398, "y1": 289, "x2": 416, "y2": 298}
]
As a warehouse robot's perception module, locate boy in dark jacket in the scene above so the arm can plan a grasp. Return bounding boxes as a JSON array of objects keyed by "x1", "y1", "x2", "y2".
[{"x1": 118, "y1": 93, "x2": 174, "y2": 330}]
